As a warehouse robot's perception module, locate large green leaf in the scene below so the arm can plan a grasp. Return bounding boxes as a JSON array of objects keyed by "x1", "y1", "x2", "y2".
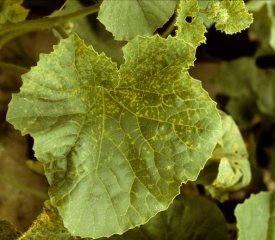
[
  {"x1": 97, "y1": 0, "x2": 178, "y2": 40},
  {"x1": 198, "y1": 111, "x2": 251, "y2": 202},
  {"x1": 7, "y1": 33, "x2": 221, "y2": 238},
  {"x1": 235, "y1": 191, "x2": 275, "y2": 240}
]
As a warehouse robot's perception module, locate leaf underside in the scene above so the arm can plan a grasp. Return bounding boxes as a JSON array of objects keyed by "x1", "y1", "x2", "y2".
[{"x1": 203, "y1": 111, "x2": 251, "y2": 202}]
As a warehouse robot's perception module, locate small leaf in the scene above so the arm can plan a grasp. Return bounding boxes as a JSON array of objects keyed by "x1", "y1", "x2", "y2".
[
  {"x1": 97, "y1": 0, "x2": 177, "y2": 40},
  {"x1": 203, "y1": 111, "x2": 251, "y2": 202},
  {"x1": 235, "y1": 191, "x2": 275, "y2": 240},
  {"x1": 0, "y1": 0, "x2": 29, "y2": 24},
  {"x1": 175, "y1": 0, "x2": 206, "y2": 47},
  {"x1": 212, "y1": 0, "x2": 253, "y2": 34},
  {"x1": 0, "y1": 220, "x2": 21, "y2": 240},
  {"x1": 199, "y1": 1, "x2": 220, "y2": 19}
]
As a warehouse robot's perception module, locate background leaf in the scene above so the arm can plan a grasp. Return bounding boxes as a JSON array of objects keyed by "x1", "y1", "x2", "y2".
[
  {"x1": 7, "y1": 33, "x2": 221, "y2": 238},
  {"x1": 212, "y1": 57, "x2": 275, "y2": 127},
  {"x1": 235, "y1": 191, "x2": 275, "y2": 240},
  {"x1": 246, "y1": 1, "x2": 275, "y2": 51},
  {"x1": 97, "y1": 0, "x2": 178, "y2": 40},
  {"x1": 198, "y1": 111, "x2": 251, "y2": 202},
  {"x1": 100, "y1": 193, "x2": 229, "y2": 240},
  {"x1": 20, "y1": 194, "x2": 229, "y2": 240},
  {"x1": 212, "y1": 57, "x2": 259, "y2": 129},
  {"x1": 19, "y1": 201, "x2": 76, "y2": 240}
]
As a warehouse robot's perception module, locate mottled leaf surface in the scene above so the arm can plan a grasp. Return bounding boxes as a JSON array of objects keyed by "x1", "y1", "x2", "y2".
[
  {"x1": 97, "y1": 0, "x2": 177, "y2": 40},
  {"x1": 203, "y1": 111, "x2": 251, "y2": 202},
  {"x1": 7, "y1": 33, "x2": 221, "y2": 238},
  {"x1": 235, "y1": 191, "x2": 275, "y2": 240},
  {"x1": 175, "y1": 0, "x2": 206, "y2": 47},
  {"x1": 199, "y1": 0, "x2": 253, "y2": 34}
]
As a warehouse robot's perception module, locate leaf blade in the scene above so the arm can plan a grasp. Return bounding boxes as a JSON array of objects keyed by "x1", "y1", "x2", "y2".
[
  {"x1": 97, "y1": 0, "x2": 178, "y2": 40},
  {"x1": 7, "y1": 33, "x2": 221, "y2": 238},
  {"x1": 235, "y1": 192, "x2": 275, "y2": 240}
]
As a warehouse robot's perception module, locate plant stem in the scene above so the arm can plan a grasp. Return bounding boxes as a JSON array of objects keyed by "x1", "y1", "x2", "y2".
[
  {"x1": 0, "y1": 173, "x2": 48, "y2": 199},
  {"x1": 161, "y1": 16, "x2": 177, "y2": 38},
  {"x1": 0, "y1": 61, "x2": 29, "y2": 73},
  {"x1": 53, "y1": 26, "x2": 71, "y2": 39},
  {"x1": 0, "y1": 2, "x2": 100, "y2": 48}
]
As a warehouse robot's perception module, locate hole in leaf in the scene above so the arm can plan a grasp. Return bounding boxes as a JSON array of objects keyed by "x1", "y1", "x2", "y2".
[
  {"x1": 155, "y1": 13, "x2": 177, "y2": 37},
  {"x1": 185, "y1": 16, "x2": 193, "y2": 23}
]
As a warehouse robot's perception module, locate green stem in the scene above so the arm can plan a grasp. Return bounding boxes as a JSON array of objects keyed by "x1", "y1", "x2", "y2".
[
  {"x1": 53, "y1": 26, "x2": 71, "y2": 39},
  {"x1": 160, "y1": 16, "x2": 176, "y2": 38},
  {"x1": 0, "y1": 2, "x2": 100, "y2": 48},
  {"x1": 0, "y1": 61, "x2": 29, "y2": 73},
  {"x1": 0, "y1": 3, "x2": 100, "y2": 35},
  {"x1": 0, "y1": 173, "x2": 48, "y2": 200}
]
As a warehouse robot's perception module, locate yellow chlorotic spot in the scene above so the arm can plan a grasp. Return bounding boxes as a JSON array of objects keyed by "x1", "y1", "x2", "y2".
[{"x1": 166, "y1": 180, "x2": 174, "y2": 184}]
